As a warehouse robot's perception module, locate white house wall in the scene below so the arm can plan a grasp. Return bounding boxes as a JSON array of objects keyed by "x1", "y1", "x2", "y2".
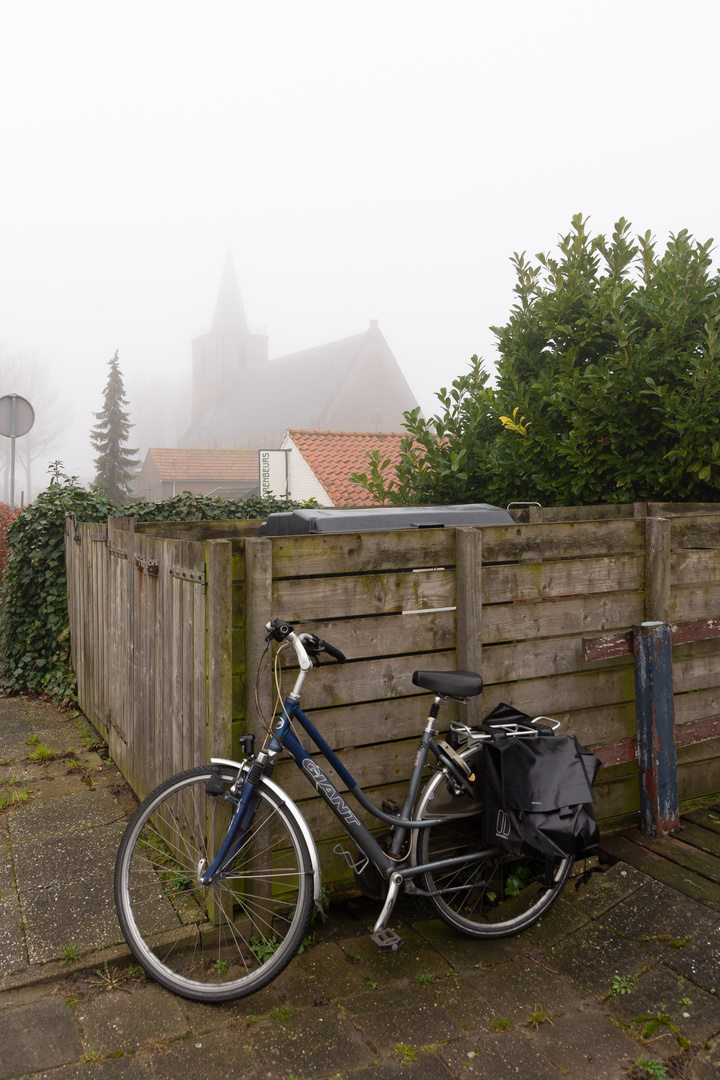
[{"x1": 282, "y1": 435, "x2": 332, "y2": 505}]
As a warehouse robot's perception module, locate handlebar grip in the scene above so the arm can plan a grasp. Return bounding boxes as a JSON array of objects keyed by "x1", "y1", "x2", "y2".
[{"x1": 322, "y1": 640, "x2": 347, "y2": 664}]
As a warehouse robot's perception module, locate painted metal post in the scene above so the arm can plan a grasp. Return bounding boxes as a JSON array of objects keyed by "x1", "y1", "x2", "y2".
[{"x1": 633, "y1": 620, "x2": 679, "y2": 836}]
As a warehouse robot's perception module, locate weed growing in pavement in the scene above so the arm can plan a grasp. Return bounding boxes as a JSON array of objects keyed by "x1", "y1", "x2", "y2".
[
  {"x1": 91, "y1": 962, "x2": 126, "y2": 990},
  {"x1": 633, "y1": 1058, "x2": 670, "y2": 1080},
  {"x1": 526, "y1": 1005, "x2": 554, "y2": 1030},
  {"x1": 392, "y1": 1043, "x2": 418, "y2": 1065},
  {"x1": 28, "y1": 744, "x2": 55, "y2": 762},
  {"x1": 491, "y1": 1016, "x2": 512, "y2": 1032},
  {"x1": 413, "y1": 972, "x2": 436, "y2": 987},
  {"x1": 610, "y1": 973, "x2": 637, "y2": 996},
  {"x1": 61, "y1": 945, "x2": 85, "y2": 965}
]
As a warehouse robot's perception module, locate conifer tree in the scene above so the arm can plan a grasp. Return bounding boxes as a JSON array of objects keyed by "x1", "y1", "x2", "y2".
[{"x1": 90, "y1": 350, "x2": 139, "y2": 502}]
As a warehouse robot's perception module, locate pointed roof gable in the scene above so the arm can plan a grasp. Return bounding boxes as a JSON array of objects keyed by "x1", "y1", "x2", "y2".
[
  {"x1": 286, "y1": 429, "x2": 406, "y2": 506},
  {"x1": 211, "y1": 251, "x2": 249, "y2": 334}
]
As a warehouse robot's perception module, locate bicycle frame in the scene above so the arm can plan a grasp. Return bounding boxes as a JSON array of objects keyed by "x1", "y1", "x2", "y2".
[{"x1": 202, "y1": 691, "x2": 498, "y2": 912}]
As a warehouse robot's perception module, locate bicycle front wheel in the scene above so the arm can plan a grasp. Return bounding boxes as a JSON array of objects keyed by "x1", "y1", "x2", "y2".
[
  {"x1": 114, "y1": 766, "x2": 314, "y2": 1002},
  {"x1": 415, "y1": 743, "x2": 573, "y2": 938}
]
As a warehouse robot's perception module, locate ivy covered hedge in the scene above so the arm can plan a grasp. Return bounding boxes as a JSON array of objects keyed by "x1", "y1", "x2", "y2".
[{"x1": 0, "y1": 468, "x2": 310, "y2": 706}]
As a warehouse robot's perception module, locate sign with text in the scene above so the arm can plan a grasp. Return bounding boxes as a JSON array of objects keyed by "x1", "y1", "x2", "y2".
[{"x1": 259, "y1": 449, "x2": 289, "y2": 498}]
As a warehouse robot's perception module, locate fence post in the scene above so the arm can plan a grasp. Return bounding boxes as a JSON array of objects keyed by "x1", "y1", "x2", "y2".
[
  {"x1": 244, "y1": 537, "x2": 274, "y2": 744},
  {"x1": 645, "y1": 516, "x2": 671, "y2": 623},
  {"x1": 633, "y1": 621, "x2": 680, "y2": 836},
  {"x1": 456, "y1": 527, "x2": 483, "y2": 728},
  {"x1": 206, "y1": 539, "x2": 233, "y2": 761}
]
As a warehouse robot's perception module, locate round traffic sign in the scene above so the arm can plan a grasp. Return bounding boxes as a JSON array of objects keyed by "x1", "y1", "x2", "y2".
[{"x1": 0, "y1": 394, "x2": 35, "y2": 438}]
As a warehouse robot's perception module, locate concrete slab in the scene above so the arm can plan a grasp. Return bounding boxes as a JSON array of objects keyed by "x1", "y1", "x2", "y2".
[
  {"x1": 511, "y1": 894, "x2": 590, "y2": 950},
  {"x1": 336, "y1": 926, "x2": 449, "y2": 988},
  {"x1": 273, "y1": 941, "x2": 368, "y2": 1005},
  {"x1": 601, "y1": 879, "x2": 720, "y2": 962},
  {"x1": 35, "y1": 1054, "x2": 153, "y2": 1080},
  {"x1": 606, "y1": 961, "x2": 720, "y2": 1050},
  {"x1": 420, "y1": 972, "x2": 496, "y2": 1033},
  {"x1": 146, "y1": 1027, "x2": 277, "y2": 1080},
  {"x1": 23, "y1": 875, "x2": 123, "y2": 963},
  {"x1": 354, "y1": 1053, "x2": 454, "y2": 1078},
  {"x1": 525, "y1": 1001, "x2": 640, "y2": 1078},
  {"x1": 343, "y1": 984, "x2": 465, "y2": 1053},
  {"x1": 0, "y1": 718, "x2": 32, "y2": 755},
  {"x1": 0, "y1": 893, "x2": 26, "y2": 974},
  {"x1": 691, "y1": 1034, "x2": 720, "y2": 1080},
  {"x1": 438, "y1": 1030, "x2": 562, "y2": 1079},
  {"x1": 76, "y1": 983, "x2": 191, "y2": 1054},
  {"x1": 8, "y1": 786, "x2": 124, "y2": 842},
  {"x1": 546, "y1": 920, "x2": 657, "y2": 1000},
  {"x1": 253, "y1": 1006, "x2": 378, "y2": 1076},
  {"x1": 658, "y1": 920, "x2": 720, "y2": 994},
  {"x1": 571, "y1": 861, "x2": 651, "y2": 919},
  {"x1": 14, "y1": 820, "x2": 126, "y2": 890},
  {"x1": 0, "y1": 995, "x2": 83, "y2": 1079},
  {"x1": 464, "y1": 954, "x2": 588, "y2": 1027},
  {"x1": 412, "y1": 918, "x2": 524, "y2": 972}
]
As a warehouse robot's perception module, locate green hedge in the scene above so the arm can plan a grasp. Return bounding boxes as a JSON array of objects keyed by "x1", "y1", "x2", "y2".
[{"x1": 0, "y1": 469, "x2": 309, "y2": 706}]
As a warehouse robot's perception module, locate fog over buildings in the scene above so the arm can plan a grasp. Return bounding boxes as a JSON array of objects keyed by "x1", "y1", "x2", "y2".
[{"x1": 1, "y1": 1, "x2": 719, "y2": 497}]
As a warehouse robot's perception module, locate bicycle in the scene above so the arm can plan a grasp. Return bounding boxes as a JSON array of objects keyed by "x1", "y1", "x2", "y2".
[{"x1": 114, "y1": 618, "x2": 575, "y2": 1002}]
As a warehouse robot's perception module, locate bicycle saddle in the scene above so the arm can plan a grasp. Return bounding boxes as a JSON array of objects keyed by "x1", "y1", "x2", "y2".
[{"x1": 412, "y1": 670, "x2": 483, "y2": 698}]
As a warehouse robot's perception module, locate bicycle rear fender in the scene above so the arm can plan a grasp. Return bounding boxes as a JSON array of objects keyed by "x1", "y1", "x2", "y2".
[{"x1": 210, "y1": 758, "x2": 323, "y2": 916}]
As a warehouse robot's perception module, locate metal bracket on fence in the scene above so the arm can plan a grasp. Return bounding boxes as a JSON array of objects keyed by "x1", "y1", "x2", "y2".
[
  {"x1": 93, "y1": 707, "x2": 128, "y2": 746},
  {"x1": 108, "y1": 547, "x2": 128, "y2": 560},
  {"x1": 170, "y1": 566, "x2": 207, "y2": 585},
  {"x1": 134, "y1": 555, "x2": 159, "y2": 577},
  {"x1": 91, "y1": 533, "x2": 107, "y2": 543}
]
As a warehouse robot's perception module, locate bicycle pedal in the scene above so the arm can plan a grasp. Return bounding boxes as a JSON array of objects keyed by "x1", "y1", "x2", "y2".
[{"x1": 371, "y1": 928, "x2": 404, "y2": 953}]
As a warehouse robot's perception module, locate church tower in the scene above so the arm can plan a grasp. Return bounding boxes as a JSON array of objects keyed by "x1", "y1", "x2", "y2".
[{"x1": 190, "y1": 253, "x2": 268, "y2": 424}]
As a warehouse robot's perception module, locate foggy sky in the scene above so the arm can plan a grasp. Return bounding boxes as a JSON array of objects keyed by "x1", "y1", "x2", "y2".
[{"x1": 1, "y1": 0, "x2": 719, "y2": 490}]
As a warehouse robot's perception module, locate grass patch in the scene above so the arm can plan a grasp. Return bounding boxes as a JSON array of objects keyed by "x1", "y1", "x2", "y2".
[{"x1": 28, "y1": 744, "x2": 55, "y2": 763}]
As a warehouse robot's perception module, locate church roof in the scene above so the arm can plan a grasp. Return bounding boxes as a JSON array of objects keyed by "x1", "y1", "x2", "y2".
[
  {"x1": 211, "y1": 251, "x2": 249, "y2": 334},
  {"x1": 184, "y1": 331, "x2": 367, "y2": 444},
  {"x1": 286, "y1": 429, "x2": 406, "y2": 506},
  {"x1": 146, "y1": 448, "x2": 258, "y2": 481}
]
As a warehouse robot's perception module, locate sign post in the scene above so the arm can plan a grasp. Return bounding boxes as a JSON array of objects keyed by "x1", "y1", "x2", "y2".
[
  {"x1": 258, "y1": 449, "x2": 289, "y2": 499},
  {"x1": 0, "y1": 394, "x2": 35, "y2": 510}
]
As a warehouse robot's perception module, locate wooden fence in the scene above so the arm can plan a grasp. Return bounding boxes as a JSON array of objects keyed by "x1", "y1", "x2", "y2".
[{"x1": 65, "y1": 503, "x2": 720, "y2": 889}]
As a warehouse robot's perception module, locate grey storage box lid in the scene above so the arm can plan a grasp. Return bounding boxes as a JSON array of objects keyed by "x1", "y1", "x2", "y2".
[{"x1": 257, "y1": 503, "x2": 514, "y2": 536}]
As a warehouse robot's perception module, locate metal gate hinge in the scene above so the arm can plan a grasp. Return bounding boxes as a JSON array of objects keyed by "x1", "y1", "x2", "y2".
[
  {"x1": 170, "y1": 566, "x2": 207, "y2": 585},
  {"x1": 135, "y1": 554, "x2": 159, "y2": 576},
  {"x1": 108, "y1": 547, "x2": 128, "y2": 560},
  {"x1": 91, "y1": 532, "x2": 107, "y2": 543}
]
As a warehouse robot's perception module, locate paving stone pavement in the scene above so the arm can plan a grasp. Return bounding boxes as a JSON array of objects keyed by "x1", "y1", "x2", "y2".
[{"x1": 1, "y1": 694, "x2": 719, "y2": 1079}]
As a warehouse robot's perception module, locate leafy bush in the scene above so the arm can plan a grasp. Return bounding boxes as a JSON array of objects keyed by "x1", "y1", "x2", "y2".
[
  {"x1": 353, "y1": 215, "x2": 720, "y2": 506},
  {"x1": 0, "y1": 503, "x2": 22, "y2": 579},
  {"x1": 0, "y1": 465, "x2": 309, "y2": 706}
]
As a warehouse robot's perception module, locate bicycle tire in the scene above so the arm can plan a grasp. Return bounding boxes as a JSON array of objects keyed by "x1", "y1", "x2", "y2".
[
  {"x1": 415, "y1": 742, "x2": 573, "y2": 938},
  {"x1": 114, "y1": 765, "x2": 314, "y2": 1002}
]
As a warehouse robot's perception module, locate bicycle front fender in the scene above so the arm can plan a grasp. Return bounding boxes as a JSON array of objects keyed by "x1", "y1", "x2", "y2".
[{"x1": 210, "y1": 757, "x2": 324, "y2": 917}]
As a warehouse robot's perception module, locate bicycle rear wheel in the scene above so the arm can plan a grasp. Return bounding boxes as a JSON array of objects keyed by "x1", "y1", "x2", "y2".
[
  {"x1": 114, "y1": 765, "x2": 314, "y2": 1002},
  {"x1": 415, "y1": 743, "x2": 573, "y2": 938}
]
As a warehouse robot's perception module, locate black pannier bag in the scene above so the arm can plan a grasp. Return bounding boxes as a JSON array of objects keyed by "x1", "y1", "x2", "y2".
[{"x1": 480, "y1": 703, "x2": 601, "y2": 865}]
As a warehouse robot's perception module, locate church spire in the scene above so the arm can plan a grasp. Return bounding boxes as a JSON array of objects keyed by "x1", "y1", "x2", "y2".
[{"x1": 211, "y1": 251, "x2": 250, "y2": 334}]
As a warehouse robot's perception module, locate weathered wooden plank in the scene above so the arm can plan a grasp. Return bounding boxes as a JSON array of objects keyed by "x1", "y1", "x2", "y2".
[
  {"x1": 668, "y1": 514, "x2": 720, "y2": 550},
  {"x1": 673, "y1": 651, "x2": 720, "y2": 695},
  {"x1": 483, "y1": 591, "x2": 644, "y2": 645},
  {"x1": 282, "y1": 650, "x2": 457, "y2": 712},
  {"x1": 263, "y1": 611, "x2": 456, "y2": 668},
  {"x1": 600, "y1": 833, "x2": 720, "y2": 911},
  {"x1": 273, "y1": 568, "x2": 455, "y2": 622},
  {"x1": 481, "y1": 518, "x2": 646, "y2": 563},
  {"x1": 622, "y1": 829, "x2": 720, "y2": 886},
  {"x1": 134, "y1": 519, "x2": 263, "y2": 541},
  {"x1": 483, "y1": 554, "x2": 643, "y2": 604},
  {"x1": 480, "y1": 665, "x2": 638, "y2": 722},
  {"x1": 671, "y1": 548, "x2": 720, "y2": 586},
  {"x1": 672, "y1": 583, "x2": 720, "y2": 624},
  {"x1": 483, "y1": 633, "x2": 632, "y2": 685},
  {"x1": 270, "y1": 529, "x2": 456, "y2": 578},
  {"x1": 683, "y1": 805, "x2": 720, "y2": 836},
  {"x1": 674, "y1": 819, "x2": 720, "y2": 860}
]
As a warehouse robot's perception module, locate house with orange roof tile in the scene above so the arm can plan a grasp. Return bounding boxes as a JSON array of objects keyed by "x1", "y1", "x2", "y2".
[
  {"x1": 137, "y1": 448, "x2": 259, "y2": 501},
  {"x1": 279, "y1": 429, "x2": 406, "y2": 507}
]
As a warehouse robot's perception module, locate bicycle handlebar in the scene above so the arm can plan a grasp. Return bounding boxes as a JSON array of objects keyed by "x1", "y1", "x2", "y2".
[{"x1": 264, "y1": 618, "x2": 347, "y2": 664}]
